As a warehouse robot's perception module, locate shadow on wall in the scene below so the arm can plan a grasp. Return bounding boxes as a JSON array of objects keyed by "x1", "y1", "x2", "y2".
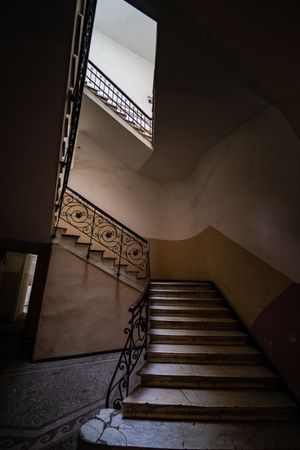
[
  {"x1": 149, "y1": 226, "x2": 300, "y2": 401},
  {"x1": 251, "y1": 283, "x2": 300, "y2": 402}
]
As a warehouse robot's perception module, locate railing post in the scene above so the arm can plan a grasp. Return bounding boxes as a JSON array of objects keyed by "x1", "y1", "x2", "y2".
[
  {"x1": 87, "y1": 208, "x2": 96, "y2": 260},
  {"x1": 117, "y1": 228, "x2": 124, "y2": 277}
]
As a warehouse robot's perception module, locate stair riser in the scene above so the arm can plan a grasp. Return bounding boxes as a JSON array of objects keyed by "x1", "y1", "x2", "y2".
[
  {"x1": 150, "y1": 291, "x2": 220, "y2": 298},
  {"x1": 150, "y1": 299, "x2": 225, "y2": 307},
  {"x1": 123, "y1": 405, "x2": 298, "y2": 422},
  {"x1": 150, "y1": 321, "x2": 241, "y2": 331},
  {"x1": 147, "y1": 353, "x2": 264, "y2": 365},
  {"x1": 151, "y1": 286, "x2": 213, "y2": 291},
  {"x1": 150, "y1": 282, "x2": 213, "y2": 287},
  {"x1": 140, "y1": 375, "x2": 279, "y2": 389},
  {"x1": 147, "y1": 352, "x2": 263, "y2": 366},
  {"x1": 149, "y1": 334, "x2": 249, "y2": 345},
  {"x1": 149, "y1": 309, "x2": 233, "y2": 318}
]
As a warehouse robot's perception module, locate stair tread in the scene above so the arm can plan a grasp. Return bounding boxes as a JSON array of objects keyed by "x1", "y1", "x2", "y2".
[
  {"x1": 151, "y1": 281, "x2": 213, "y2": 286},
  {"x1": 149, "y1": 305, "x2": 231, "y2": 312},
  {"x1": 150, "y1": 289, "x2": 218, "y2": 293},
  {"x1": 139, "y1": 363, "x2": 277, "y2": 379},
  {"x1": 124, "y1": 387, "x2": 297, "y2": 409},
  {"x1": 150, "y1": 296, "x2": 223, "y2": 301},
  {"x1": 150, "y1": 329, "x2": 247, "y2": 337},
  {"x1": 150, "y1": 316, "x2": 238, "y2": 323},
  {"x1": 148, "y1": 343, "x2": 260, "y2": 355}
]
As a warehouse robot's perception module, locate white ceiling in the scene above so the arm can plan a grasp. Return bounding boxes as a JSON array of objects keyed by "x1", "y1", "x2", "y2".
[{"x1": 93, "y1": 0, "x2": 157, "y2": 63}]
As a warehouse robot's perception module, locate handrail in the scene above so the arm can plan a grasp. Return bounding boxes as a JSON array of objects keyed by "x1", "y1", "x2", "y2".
[
  {"x1": 58, "y1": 187, "x2": 149, "y2": 276},
  {"x1": 85, "y1": 60, "x2": 153, "y2": 138},
  {"x1": 88, "y1": 60, "x2": 152, "y2": 120},
  {"x1": 105, "y1": 266, "x2": 150, "y2": 409},
  {"x1": 66, "y1": 186, "x2": 148, "y2": 244},
  {"x1": 54, "y1": 0, "x2": 96, "y2": 228}
]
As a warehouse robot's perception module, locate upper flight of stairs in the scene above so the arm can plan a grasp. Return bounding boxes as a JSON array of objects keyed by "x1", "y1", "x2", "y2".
[
  {"x1": 53, "y1": 225, "x2": 146, "y2": 290},
  {"x1": 84, "y1": 81, "x2": 152, "y2": 142},
  {"x1": 123, "y1": 281, "x2": 299, "y2": 422}
]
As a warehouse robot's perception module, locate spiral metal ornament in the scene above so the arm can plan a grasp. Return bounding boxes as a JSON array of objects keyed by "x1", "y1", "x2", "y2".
[
  {"x1": 59, "y1": 188, "x2": 148, "y2": 276},
  {"x1": 105, "y1": 285, "x2": 150, "y2": 409}
]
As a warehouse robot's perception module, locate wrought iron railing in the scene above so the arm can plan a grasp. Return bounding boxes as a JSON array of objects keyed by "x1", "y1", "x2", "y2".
[
  {"x1": 105, "y1": 279, "x2": 150, "y2": 409},
  {"x1": 85, "y1": 60, "x2": 153, "y2": 138},
  {"x1": 58, "y1": 187, "x2": 149, "y2": 277},
  {"x1": 54, "y1": 0, "x2": 96, "y2": 219}
]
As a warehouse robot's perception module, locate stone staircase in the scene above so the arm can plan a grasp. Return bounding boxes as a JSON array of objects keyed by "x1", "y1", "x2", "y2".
[
  {"x1": 123, "y1": 281, "x2": 298, "y2": 421},
  {"x1": 78, "y1": 281, "x2": 300, "y2": 449},
  {"x1": 53, "y1": 225, "x2": 146, "y2": 291},
  {"x1": 84, "y1": 80, "x2": 152, "y2": 142}
]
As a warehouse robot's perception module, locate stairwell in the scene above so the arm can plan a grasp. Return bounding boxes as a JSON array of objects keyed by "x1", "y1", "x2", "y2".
[
  {"x1": 53, "y1": 187, "x2": 149, "y2": 291},
  {"x1": 78, "y1": 281, "x2": 300, "y2": 449}
]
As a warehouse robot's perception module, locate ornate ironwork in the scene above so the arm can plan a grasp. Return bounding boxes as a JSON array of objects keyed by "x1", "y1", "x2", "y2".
[
  {"x1": 54, "y1": 0, "x2": 96, "y2": 234},
  {"x1": 62, "y1": 1, "x2": 97, "y2": 195},
  {"x1": 105, "y1": 282, "x2": 150, "y2": 409},
  {"x1": 85, "y1": 60, "x2": 153, "y2": 139},
  {"x1": 59, "y1": 187, "x2": 149, "y2": 277}
]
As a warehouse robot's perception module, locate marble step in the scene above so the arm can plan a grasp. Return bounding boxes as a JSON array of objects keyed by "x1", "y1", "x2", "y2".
[
  {"x1": 139, "y1": 363, "x2": 279, "y2": 389},
  {"x1": 150, "y1": 289, "x2": 220, "y2": 298},
  {"x1": 147, "y1": 343, "x2": 263, "y2": 364},
  {"x1": 149, "y1": 316, "x2": 241, "y2": 330},
  {"x1": 149, "y1": 328, "x2": 249, "y2": 345},
  {"x1": 149, "y1": 305, "x2": 233, "y2": 318},
  {"x1": 151, "y1": 281, "x2": 213, "y2": 288},
  {"x1": 123, "y1": 387, "x2": 299, "y2": 421},
  {"x1": 79, "y1": 408, "x2": 300, "y2": 449},
  {"x1": 150, "y1": 296, "x2": 225, "y2": 307}
]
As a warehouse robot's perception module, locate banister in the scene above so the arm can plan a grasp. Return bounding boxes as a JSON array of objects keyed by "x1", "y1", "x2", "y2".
[
  {"x1": 66, "y1": 186, "x2": 148, "y2": 244},
  {"x1": 129, "y1": 279, "x2": 150, "y2": 313},
  {"x1": 105, "y1": 276, "x2": 150, "y2": 409},
  {"x1": 85, "y1": 60, "x2": 153, "y2": 139},
  {"x1": 87, "y1": 60, "x2": 152, "y2": 120},
  {"x1": 57, "y1": 186, "x2": 149, "y2": 277}
]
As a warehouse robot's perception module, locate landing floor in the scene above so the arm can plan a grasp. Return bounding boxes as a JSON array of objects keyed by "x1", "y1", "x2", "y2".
[
  {"x1": 79, "y1": 407, "x2": 300, "y2": 449},
  {"x1": 0, "y1": 335, "x2": 119, "y2": 450}
]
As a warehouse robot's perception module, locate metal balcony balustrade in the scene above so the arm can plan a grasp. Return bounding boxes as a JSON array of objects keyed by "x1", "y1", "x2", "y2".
[
  {"x1": 57, "y1": 187, "x2": 149, "y2": 279},
  {"x1": 85, "y1": 60, "x2": 153, "y2": 140}
]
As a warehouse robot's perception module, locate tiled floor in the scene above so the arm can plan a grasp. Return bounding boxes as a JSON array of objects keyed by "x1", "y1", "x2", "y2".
[{"x1": 0, "y1": 333, "x2": 120, "y2": 450}]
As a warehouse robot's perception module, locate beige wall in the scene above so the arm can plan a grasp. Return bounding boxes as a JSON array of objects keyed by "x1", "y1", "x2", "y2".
[
  {"x1": 150, "y1": 227, "x2": 292, "y2": 327},
  {"x1": 190, "y1": 106, "x2": 300, "y2": 282},
  {"x1": 73, "y1": 106, "x2": 300, "y2": 282},
  {"x1": 69, "y1": 131, "x2": 194, "y2": 239},
  {"x1": 33, "y1": 245, "x2": 141, "y2": 360}
]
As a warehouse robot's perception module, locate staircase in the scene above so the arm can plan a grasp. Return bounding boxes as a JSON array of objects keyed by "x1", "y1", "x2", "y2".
[
  {"x1": 123, "y1": 281, "x2": 298, "y2": 421},
  {"x1": 78, "y1": 281, "x2": 300, "y2": 449},
  {"x1": 54, "y1": 186, "x2": 149, "y2": 290},
  {"x1": 85, "y1": 60, "x2": 153, "y2": 142}
]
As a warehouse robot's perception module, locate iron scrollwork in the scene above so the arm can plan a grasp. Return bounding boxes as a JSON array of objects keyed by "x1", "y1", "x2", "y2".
[
  {"x1": 59, "y1": 187, "x2": 148, "y2": 277},
  {"x1": 105, "y1": 285, "x2": 149, "y2": 409},
  {"x1": 86, "y1": 60, "x2": 153, "y2": 139}
]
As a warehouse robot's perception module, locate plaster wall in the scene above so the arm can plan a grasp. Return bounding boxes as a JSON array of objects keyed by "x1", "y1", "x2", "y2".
[
  {"x1": 74, "y1": 106, "x2": 300, "y2": 281},
  {"x1": 190, "y1": 106, "x2": 300, "y2": 282},
  {"x1": 89, "y1": 30, "x2": 154, "y2": 115},
  {"x1": 69, "y1": 131, "x2": 194, "y2": 240},
  {"x1": 0, "y1": 1, "x2": 77, "y2": 244},
  {"x1": 33, "y1": 245, "x2": 140, "y2": 360}
]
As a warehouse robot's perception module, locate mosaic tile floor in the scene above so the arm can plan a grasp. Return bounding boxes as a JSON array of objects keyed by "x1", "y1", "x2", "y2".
[{"x1": 0, "y1": 343, "x2": 119, "y2": 450}]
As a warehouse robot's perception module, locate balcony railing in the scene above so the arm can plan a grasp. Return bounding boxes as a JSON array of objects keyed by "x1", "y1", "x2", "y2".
[
  {"x1": 58, "y1": 187, "x2": 149, "y2": 278},
  {"x1": 85, "y1": 60, "x2": 153, "y2": 139}
]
